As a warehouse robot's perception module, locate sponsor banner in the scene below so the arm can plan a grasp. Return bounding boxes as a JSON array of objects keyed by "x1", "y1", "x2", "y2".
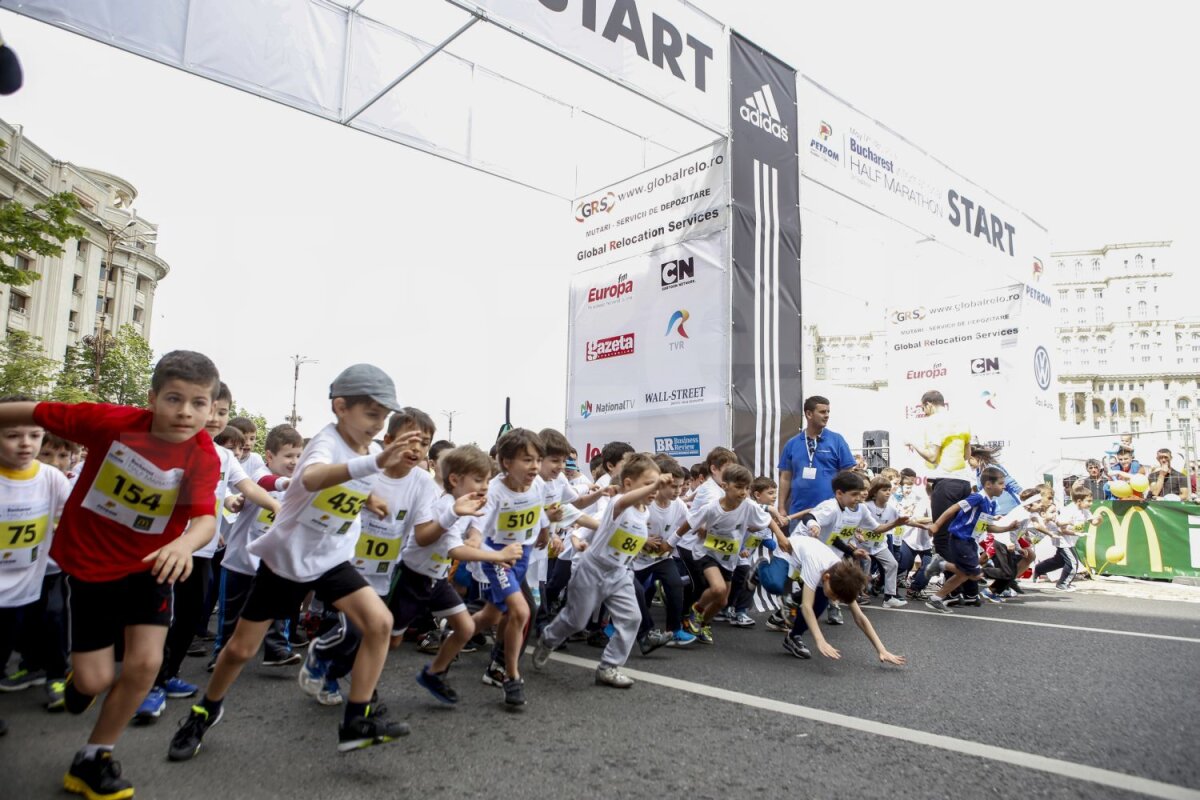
[
  {"x1": 566, "y1": 229, "x2": 730, "y2": 425},
  {"x1": 457, "y1": 0, "x2": 729, "y2": 131},
  {"x1": 797, "y1": 76, "x2": 1047, "y2": 282},
  {"x1": 573, "y1": 139, "x2": 728, "y2": 269},
  {"x1": 886, "y1": 283, "x2": 1058, "y2": 483},
  {"x1": 569, "y1": 404, "x2": 726, "y2": 467},
  {"x1": 729, "y1": 33, "x2": 802, "y2": 477},
  {"x1": 1077, "y1": 502, "x2": 1200, "y2": 579}
]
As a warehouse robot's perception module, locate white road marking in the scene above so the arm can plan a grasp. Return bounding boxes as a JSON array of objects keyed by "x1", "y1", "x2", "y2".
[
  {"x1": 862, "y1": 605, "x2": 1200, "y2": 644},
  {"x1": 542, "y1": 649, "x2": 1200, "y2": 800}
]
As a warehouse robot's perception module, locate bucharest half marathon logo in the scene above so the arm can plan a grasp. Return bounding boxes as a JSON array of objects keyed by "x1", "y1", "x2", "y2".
[{"x1": 1033, "y1": 346, "x2": 1052, "y2": 390}]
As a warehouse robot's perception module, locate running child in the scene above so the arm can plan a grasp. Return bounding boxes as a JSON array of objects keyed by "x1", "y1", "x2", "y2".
[
  {"x1": 469, "y1": 428, "x2": 549, "y2": 707},
  {"x1": 0, "y1": 395, "x2": 71, "y2": 718},
  {"x1": 533, "y1": 453, "x2": 675, "y2": 687},
  {"x1": 861, "y1": 477, "x2": 908, "y2": 608},
  {"x1": 0, "y1": 351, "x2": 222, "y2": 800},
  {"x1": 168, "y1": 363, "x2": 413, "y2": 761},
  {"x1": 923, "y1": 466, "x2": 1021, "y2": 614},
  {"x1": 779, "y1": 532, "x2": 907, "y2": 666},
  {"x1": 722, "y1": 476, "x2": 782, "y2": 627},
  {"x1": 1035, "y1": 485, "x2": 1098, "y2": 591},
  {"x1": 631, "y1": 457, "x2": 694, "y2": 647},
  {"x1": 678, "y1": 465, "x2": 788, "y2": 645}
]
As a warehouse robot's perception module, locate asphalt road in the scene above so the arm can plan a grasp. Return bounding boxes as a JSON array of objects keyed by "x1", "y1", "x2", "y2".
[{"x1": 4, "y1": 583, "x2": 1199, "y2": 800}]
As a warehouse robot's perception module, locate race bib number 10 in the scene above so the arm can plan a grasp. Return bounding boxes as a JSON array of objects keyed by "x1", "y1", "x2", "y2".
[{"x1": 81, "y1": 442, "x2": 183, "y2": 535}]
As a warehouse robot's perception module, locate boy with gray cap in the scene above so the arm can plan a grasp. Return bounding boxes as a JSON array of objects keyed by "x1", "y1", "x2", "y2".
[{"x1": 168, "y1": 364, "x2": 420, "y2": 759}]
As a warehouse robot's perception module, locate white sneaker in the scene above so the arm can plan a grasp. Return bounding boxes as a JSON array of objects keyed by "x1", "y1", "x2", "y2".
[
  {"x1": 882, "y1": 597, "x2": 908, "y2": 609},
  {"x1": 594, "y1": 665, "x2": 634, "y2": 688}
]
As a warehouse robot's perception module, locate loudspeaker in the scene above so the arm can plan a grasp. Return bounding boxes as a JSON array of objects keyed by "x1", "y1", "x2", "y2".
[{"x1": 862, "y1": 430, "x2": 890, "y2": 470}]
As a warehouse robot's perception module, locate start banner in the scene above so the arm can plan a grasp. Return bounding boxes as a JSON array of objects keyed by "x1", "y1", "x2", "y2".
[{"x1": 1079, "y1": 501, "x2": 1200, "y2": 579}]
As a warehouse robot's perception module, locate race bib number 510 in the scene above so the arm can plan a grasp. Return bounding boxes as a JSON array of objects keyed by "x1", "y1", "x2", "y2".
[{"x1": 81, "y1": 442, "x2": 183, "y2": 535}]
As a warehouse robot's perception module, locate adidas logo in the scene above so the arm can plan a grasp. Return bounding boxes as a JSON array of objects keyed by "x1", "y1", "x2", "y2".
[{"x1": 741, "y1": 83, "x2": 789, "y2": 142}]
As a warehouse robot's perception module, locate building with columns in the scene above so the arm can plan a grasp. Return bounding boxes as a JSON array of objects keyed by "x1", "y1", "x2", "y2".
[
  {"x1": 1050, "y1": 240, "x2": 1200, "y2": 460},
  {"x1": 1, "y1": 117, "x2": 169, "y2": 362}
]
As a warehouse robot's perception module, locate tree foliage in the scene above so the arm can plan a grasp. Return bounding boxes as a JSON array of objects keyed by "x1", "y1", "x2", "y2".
[
  {"x1": 49, "y1": 325, "x2": 154, "y2": 406},
  {"x1": 0, "y1": 193, "x2": 87, "y2": 286},
  {"x1": 0, "y1": 330, "x2": 59, "y2": 397},
  {"x1": 229, "y1": 402, "x2": 270, "y2": 455}
]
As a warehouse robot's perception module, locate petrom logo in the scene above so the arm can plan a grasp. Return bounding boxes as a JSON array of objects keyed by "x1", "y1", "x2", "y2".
[{"x1": 1086, "y1": 504, "x2": 1163, "y2": 572}]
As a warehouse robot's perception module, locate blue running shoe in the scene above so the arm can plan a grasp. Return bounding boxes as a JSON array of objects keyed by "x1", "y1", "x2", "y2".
[
  {"x1": 134, "y1": 686, "x2": 166, "y2": 723},
  {"x1": 298, "y1": 648, "x2": 329, "y2": 697},
  {"x1": 163, "y1": 677, "x2": 198, "y2": 699}
]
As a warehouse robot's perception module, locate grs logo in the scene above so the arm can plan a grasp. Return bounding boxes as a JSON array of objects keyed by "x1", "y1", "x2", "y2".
[
  {"x1": 586, "y1": 333, "x2": 636, "y2": 362},
  {"x1": 891, "y1": 307, "x2": 927, "y2": 324},
  {"x1": 661, "y1": 256, "x2": 695, "y2": 289},
  {"x1": 575, "y1": 192, "x2": 616, "y2": 222},
  {"x1": 970, "y1": 357, "x2": 1000, "y2": 375},
  {"x1": 740, "y1": 83, "x2": 789, "y2": 141},
  {"x1": 1033, "y1": 346, "x2": 1052, "y2": 390}
]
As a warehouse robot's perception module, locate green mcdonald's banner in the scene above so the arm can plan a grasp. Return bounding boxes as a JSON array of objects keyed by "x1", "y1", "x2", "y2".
[{"x1": 1077, "y1": 501, "x2": 1200, "y2": 579}]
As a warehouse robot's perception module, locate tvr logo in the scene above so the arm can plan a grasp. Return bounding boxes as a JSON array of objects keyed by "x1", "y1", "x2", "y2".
[{"x1": 666, "y1": 310, "x2": 690, "y2": 350}]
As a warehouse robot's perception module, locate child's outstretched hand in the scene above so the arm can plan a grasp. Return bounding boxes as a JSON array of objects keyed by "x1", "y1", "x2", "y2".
[
  {"x1": 453, "y1": 491, "x2": 487, "y2": 518},
  {"x1": 879, "y1": 649, "x2": 907, "y2": 666}
]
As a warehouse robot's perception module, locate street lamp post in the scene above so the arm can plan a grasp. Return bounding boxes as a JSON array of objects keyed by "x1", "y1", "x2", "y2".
[
  {"x1": 442, "y1": 409, "x2": 457, "y2": 442},
  {"x1": 289, "y1": 354, "x2": 318, "y2": 429},
  {"x1": 94, "y1": 216, "x2": 146, "y2": 394}
]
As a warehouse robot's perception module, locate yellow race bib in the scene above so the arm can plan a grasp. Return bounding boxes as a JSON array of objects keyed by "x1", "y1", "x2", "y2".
[
  {"x1": 705, "y1": 532, "x2": 739, "y2": 559},
  {"x1": 606, "y1": 527, "x2": 647, "y2": 565},
  {"x1": 81, "y1": 443, "x2": 183, "y2": 535}
]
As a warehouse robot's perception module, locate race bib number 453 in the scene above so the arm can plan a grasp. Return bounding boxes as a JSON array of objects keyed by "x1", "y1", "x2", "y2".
[
  {"x1": 81, "y1": 442, "x2": 183, "y2": 535},
  {"x1": 302, "y1": 479, "x2": 371, "y2": 536}
]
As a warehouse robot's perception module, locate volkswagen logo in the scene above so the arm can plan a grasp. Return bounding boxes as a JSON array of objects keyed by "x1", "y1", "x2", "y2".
[{"x1": 1033, "y1": 346, "x2": 1052, "y2": 390}]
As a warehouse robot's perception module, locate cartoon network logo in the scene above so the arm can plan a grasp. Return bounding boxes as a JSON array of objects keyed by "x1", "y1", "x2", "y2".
[
  {"x1": 665, "y1": 310, "x2": 690, "y2": 338},
  {"x1": 741, "y1": 84, "x2": 789, "y2": 141}
]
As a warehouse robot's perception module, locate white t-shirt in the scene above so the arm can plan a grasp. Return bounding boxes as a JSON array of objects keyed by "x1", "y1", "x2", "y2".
[
  {"x1": 687, "y1": 499, "x2": 770, "y2": 570},
  {"x1": 783, "y1": 533, "x2": 842, "y2": 590},
  {"x1": 807, "y1": 498, "x2": 881, "y2": 548},
  {"x1": 681, "y1": 477, "x2": 722, "y2": 552},
  {"x1": 191, "y1": 445, "x2": 247, "y2": 560},
  {"x1": 356, "y1": 469, "x2": 437, "y2": 594},
  {"x1": 898, "y1": 492, "x2": 932, "y2": 550},
  {"x1": 559, "y1": 473, "x2": 600, "y2": 564},
  {"x1": 400, "y1": 493, "x2": 468, "y2": 581},
  {"x1": 0, "y1": 462, "x2": 70, "y2": 607},
  {"x1": 1056, "y1": 504, "x2": 1088, "y2": 549},
  {"x1": 580, "y1": 501, "x2": 649, "y2": 574},
  {"x1": 241, "y1": 451, "x2": 266, "y2": 477},
  {"x1": 632, "y1": 498, "x2": 687, "y2": 571},
  {"x1": 221, "y1": 466, "x2": 281, "y2": 577},
  {"x1": 860, "y1": 501, "x2": 897, "y2": 554},
  {"x1": 533, "y1": 473, "x2": 581, "y2": 576},
  {"x1": 474, "y1": 474, "x2": 547, "y2": 548},
  {"x1": 247, "y1": 423, "x2": 381, "y2": 583}
]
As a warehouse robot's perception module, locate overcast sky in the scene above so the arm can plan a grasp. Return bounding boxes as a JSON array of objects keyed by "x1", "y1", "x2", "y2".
[{"x1": 0, "y1": 1, "x2": 1195, "y2": 447}]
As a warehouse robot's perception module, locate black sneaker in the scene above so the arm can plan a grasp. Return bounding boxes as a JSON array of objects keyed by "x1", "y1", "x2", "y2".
[
  {"x1": 782, "y1": 635, "x2": 812, "y2": 659},
  {"x1": 289, "y1": 627, "x2": 310, "y2": 648},
  {"x1": 64, "y1": 751, "x2": 133, "y2": 800},
  {"x1": 263, "y1": 650, "x2": 302, "y2": 667},
  {"x1": 337, "y1": 707, "x2": 410, "y2": 752},
  {"x1": 963, "y1": 596, "x2": 983, "y2": 607},
  {"x1": 502, "y1": 677, "x2": 526, "y2": 707},
  {"x1": 186, "y1": 638, "x2": 207, "y2": 658},
  {"x1": 1009, "y1": 583, "x2": 1025, "y2": 595},
  {"x1": 481, "y1": 660, "x2": 506, "y2": 688},
  {"x1": 416, "y1": 666, "x2": 458, "y2": 705},
  {"x1": 167, "y1": 704, "x2": 224, "y2": 762}
]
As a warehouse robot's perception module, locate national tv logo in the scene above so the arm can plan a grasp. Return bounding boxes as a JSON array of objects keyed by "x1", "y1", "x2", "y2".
[{"x1": 741, "y1": 84, "x2": 789, "y2": 142}]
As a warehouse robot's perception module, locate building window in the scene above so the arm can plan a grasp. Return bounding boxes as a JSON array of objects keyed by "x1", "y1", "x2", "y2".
[
  {"x1": 1058, "y1": 290, "x2": 1068, "y2": 304},
  {"x1": 1135, "y1": 253, "x2": 1143, "y2": 268},
  {"x1": 68, "y1": 310, "x2": 78, "y2": 330},
  {"x1": 1131, "y1": 420, "x2": 1141, "y2": 433},
  {"x1": 132, "y1": 306, "x2": 143, "y2": 323},
  {"x1": 76, "y1": 240, "x2": 89, "y2": 260},
  {"x1": 1093, "y1": 288, "x2": 1103, "y2": 300},
  {"x1": 98, "y1": 263, "x2": 107, "y2": 282},
  {"x1": 1111, "y1": 418, "x2": 1120, "y2": 433},
  {"x1": 71, "y1": 275, "x2": 83, "y2": 294},
  {"x1": 1078, "y1": 306, "x2": 1086, "y2": 323},
  {"x1": 8, "y1": 292, "x2": 28, "y2": 313},
  {"x1": 1131, "y1": 399, "x2": 1144, "y2": 414},
  {"x1": 1092, "y1": 258, "x2": 1101, "y2": 272},
  {"x1": 1075, "y1": 260, "x2": 1082, "y2": 277},
  {"x1": 1138, "y1": 301, "x2": 1148, "y2": 318},
  {"x1": 1182, "y1": 418, "x2": 1192, "y2": 431},
  {"x1": 1075, "y1": 288, "x2": 1085, "y2": 300},
  {"x1": 1181, "y1": 398, "x2": 1191, "y2": 411},
  {"x1": 1095, "y1": 307, "x2": 1105, "y2": 324}
]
